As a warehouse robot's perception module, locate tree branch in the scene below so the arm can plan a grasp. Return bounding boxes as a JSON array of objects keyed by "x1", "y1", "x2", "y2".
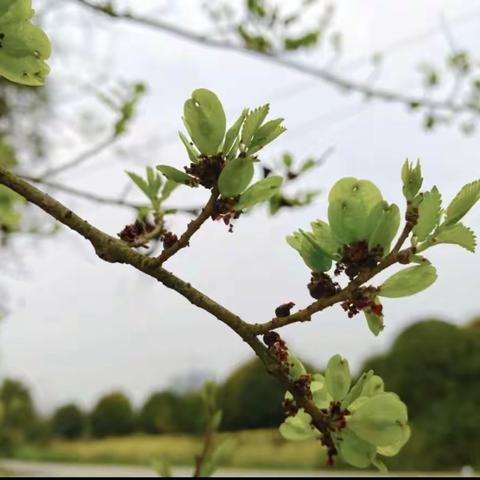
[
  {"x1": 0, "y1": 165, "x2": 332, "y2": 439},
  {"x1": 154, "y1": 188, "x2": 219, "y2": 265},
  {"x1": 73, "y1": 0, "x2": 479, "y2": 117}
]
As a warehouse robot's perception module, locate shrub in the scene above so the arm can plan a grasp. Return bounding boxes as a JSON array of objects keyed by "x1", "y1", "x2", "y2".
[
  {"x1": 90, "y1": 392, "x2": 134, "y2": 438},
  {"x1": 51, "y1": 403, "x2": 85, "y2": 439}
]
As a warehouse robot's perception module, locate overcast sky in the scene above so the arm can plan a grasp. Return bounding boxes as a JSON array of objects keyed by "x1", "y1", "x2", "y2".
[{"x1": 1, "y1": 0, "x2": 479, "y2": 412}]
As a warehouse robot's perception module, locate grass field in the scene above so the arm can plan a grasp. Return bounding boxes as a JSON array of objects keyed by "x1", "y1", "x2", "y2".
[{"x1": 14, "y1": 430, "x2": 332, "y2": 472}]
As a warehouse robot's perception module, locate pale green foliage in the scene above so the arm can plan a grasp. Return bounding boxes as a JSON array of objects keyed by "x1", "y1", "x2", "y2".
[
  {"x1": 279, "y1": 355, "x2": 410, "y2": 471},
  {"x1": 183, "y1": 89, "x2": 226, "y2": 155},
  {"x1": 413, "y1": 187, "x2": 441, "y2": 241},
  {"x1": 401, "y1": 159, "x2": 423, "y2": 200},
  {"x1": 0, "y1": 0, "x2": 51, "y2": 86},
  {"x1": 325, "y1": 354, "x2": 351, "y2": 401},
  {"x1": 363, "y1": 300, "x2": 384, "y2": 336},
  {"x1": 328, "y1": 177, "x2": 383, "y2": 245},
  {"x1": 156, "y1": 165, "x2": 196, "y2": 187},
  {"x1": 218, "y1": 157, "x2": 254, "y2": 197},
  {"x1": 366, "y1": 202, "x2": 400, "y2": 252},
  {"x1": 433, "y1": 223, "x2": 476, "y2": 252},
  {"x1": 444, "y1": 179, "x2": 480, "y2": 225},
  {"x1": 379, "y1": 264, "x2": 437, "y2": 298},
  {"x1": 236, "y1": 176, "x2": 282, "y2": 210},
  {"x1": 286, "y1": 230, "x2": 332, "y2": 272},
  {"x1": 241, "y1": 105, "x2": 270, "y2": 147}
]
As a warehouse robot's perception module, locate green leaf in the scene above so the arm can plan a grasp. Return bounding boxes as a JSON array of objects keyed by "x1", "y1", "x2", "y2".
[
  {"x1": 360, "y1": 375, "x2": 384, "y2": 397},
  {"x1": 286, "y1": 230, "x2": 332, "y2": 273},
  {"x1": 364, "y1": 303, "x2": 384, "y2": 337},
  {"x1": 248, "y1": 118, "x2": 286, "y2": 154},
  {"x1": 160, "y1": 180, "x2": 180, "y2": 203},
  {"x1": 325, "y1": 354, "x2": 351, "y2": 401},
  {"x1": 379, "y1": 264, "x2": 437, "y2": 298},
  {"x1": 236, "y1": 176, "x2": 283, "y2": 210},
  {"x1": 337, "y1": 428, "x2": 376, "y2": 468},
  {"x1": 241, "y1": 104, "x2": 269, "y2": 147},
  {"x1": 286, "y1": 352, "x2": 307, "y2": 381},
  {"x1": 223, "y1": 108, "x2": 248, "y2": 155},
  {"x1": 0, "y1": 0, "x2": 51, "y2": 86},
  {"x1": 328, "y1": 178, "x2": 383, "y2": 244},
  {"x1": 178, "y1": 132, "x2": 200, "y2": 163},
  {"x1": 279, "y1": 409, "x2": 320, "y2": 441},
  {"x1": 126, "y1": 171, "x2": 152, "y2": 199},
  {"x1": 347, "y1": 393, "x2": 409, "y2": 447},
  {"x1": 377, "y1": 425, "x2": 411, "y2": 457},
  {"x1": 444, "y1": 179, "x2": 480, "y2": 225},
  {"x1": 342, "y1": 371, "x2": 374, "y2": 407},
  {"x1": 282, "y1": 152, "x2": 293, "y2": 168},
  {"x1": 217, "y1": 157, "x2": 254, "y2": 197},
  {"x1": 433, "y1": 223, "x2": 476, "y2": 252},
  {"x1": 183, "y1": 89, "x2": 226, "y2": 155},
  {"x1": 310, "y1": 220, "x2": 342, "y2": 260},
  {"x1": 367, "y1": 202, "x2": 400, "y2": 253},
  {"x1": 401, "y1": 159, "x2": 423, "y2": 200},
  {"x1": 413, "y1": 186, "x2": 442, "y2": 241},
  {"x1": 156, "y1": 165, "x2": 196, "y2": 186}
]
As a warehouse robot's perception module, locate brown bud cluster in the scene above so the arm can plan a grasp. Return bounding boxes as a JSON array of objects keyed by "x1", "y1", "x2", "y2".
[
  {"x1": 334, "y1": 241, "x2": 383, "y2": 280},
  {"x1": 263, "y1": 331, "x2": 288, "y2": 364},
  {"x1": 118, "y1": 220, "x2": 154, "y2": 245},
  {"x1": 275, "y1": 302, "x2": 295, "y2": 317},
  {"x1": 185, "y1": 155, "x2": 225, "y2": 189},
  {"x1": 211, "y1": 197, "x2": 241, "y2": 233},
  {"x1": 340, "y1": 286, "x2": 380, "y2": 318},
  {"x1": 307, "y1": 273, "x2": 340, "y2": 300},
  {"x1": 293, "y1": 374, "x2": 312, "y2": 400},
  {"x1": 161, "y1": 231, "x2": 178, "y2": 249},
  {"x1": 319, "y1": 401, "x2": 351, "y2": 466}
]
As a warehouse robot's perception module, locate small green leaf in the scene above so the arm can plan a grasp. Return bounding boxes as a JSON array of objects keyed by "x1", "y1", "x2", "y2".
[
  {"x1": 286, "y1": 352, "x2": 307, "y2": 381},
  {"x1": 433, "y1": 223, "x2": 476, "y2": 252},
  {"x1": 444, "y1": 179, "x2": 480, "y2": 225},
  {"x1": 279, "y1": 409, "x2": 320, "y2": 441},
  {"x1": 160, "y1": 180, "x2": 180, "y2": 203},
  {"x1": 183, "y1": 89, "x2": 226, "y2": 155},
  {"x1": 343, "y1": 371, "x2": 374, "y2": 407},
  {"x1": 360, "y1": 375, "x2": 385, "y2": 398},
  {"x1": 0, "y1": 0, "x2": 51, "y2": 86},
  {"x1": 325, "y1": 354, "x2": 351, "y2": 401},
  {"x1": 241, "y1": 104, "x2": 269, "y2": 147},
  {"x1": 413, "y1": 186, "x2": 442, "y2": 241},
  {"x1": 286, "y1": 230, "x2": 332, "y2": 272},
  {"x1": 126, "y1": 171, "x2": 152, "y2": 199},
  {"x1": 379, "y1": 264, "x2": 437, "y2": 298},
  {"x1": 236, "y1": 176, "x2": 283, "y2": 210},
  {"x1": 367, "y1": 202, "x2": 400, "y2": 253},
  {"x1": 152, "y1": 459, "x2": 171, "y2": 477},
  {"x1": 223, "y1": 108, "x2": 248, "y2": 155},
  {"x1": 347, "y1": 393, "x2": 408, "y2": 447},
  {"x1": 178, "y1": 132, "x2": 200, "y2": 163},
  {"x1": 364, "y1": 303, "x2": 384, "y2": 337},
  {"x1": 377, "y1": 425, "x2": 411, "y2": 457},
  {"x1": 310, "y1": 220, "x2": 342, "y2": 259},
  {"x1": 328, "y1": 178, "x2": 383, "y2": 244},
  {"x1": 217, "y1": 157, "x2": 254, "y2": 197},
  {"x1": 401, "y1": 160, "x2": 423, "y2": 200},
  {"x1": 337, "y1": 428, "x2": 376, "y2": 468},
  {"x1": 156, "y1": 165, "x2": 196, "y2": 186},
  {"x1": 248, "y1": 118, "x2": 286, "y2": 154}
]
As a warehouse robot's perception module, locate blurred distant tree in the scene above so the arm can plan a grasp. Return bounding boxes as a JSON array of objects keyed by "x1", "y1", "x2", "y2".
[
  {"x1": 220, "y1": 358, "x2": 285, "y2": 431},
  {"x1": 360, "y1": 319, "x2": 480, "y2": 470},
  {"x1": 51, "y1": 403, "x2": 86, "y2": 439},
  {"x1": 0, "y1": 378, "x2": 38, "y2": 453},
  {"x1": 138, "y1": 391, "x2": 182, "y2": 434},
  {"x1": 90, "y1": 391, "x2": 134, "y2": 438}
]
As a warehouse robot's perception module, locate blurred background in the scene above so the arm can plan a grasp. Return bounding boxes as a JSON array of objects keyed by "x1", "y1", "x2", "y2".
[{"x1": 0, "y1": 0, "x2": 479, "y2": 475}]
